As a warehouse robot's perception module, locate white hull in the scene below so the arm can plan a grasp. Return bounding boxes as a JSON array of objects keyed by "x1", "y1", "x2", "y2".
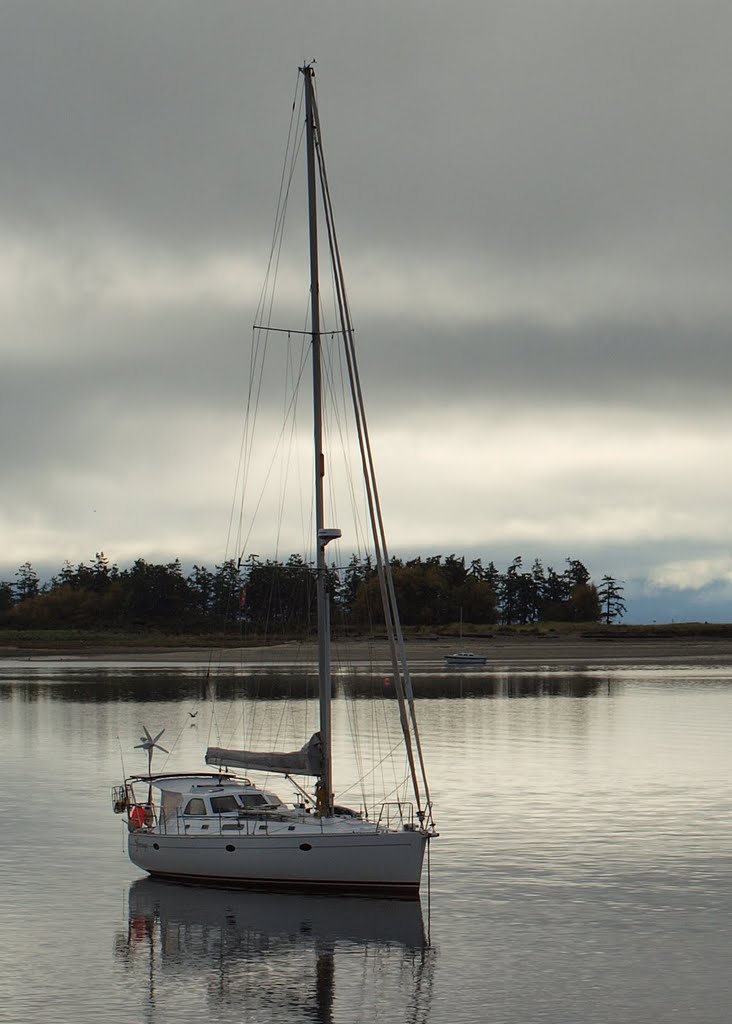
[
  {"x1": 444, "y1": 653, "x2": 487, "y2": 666},
  {"x1": 128, "y1": 826, "x2": 428, "y2": 899}
]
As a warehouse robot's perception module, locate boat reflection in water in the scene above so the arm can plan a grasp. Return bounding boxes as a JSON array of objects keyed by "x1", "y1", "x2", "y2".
[{"x1": 115, "y1": 878, "x2": 434, "y2": 1022}]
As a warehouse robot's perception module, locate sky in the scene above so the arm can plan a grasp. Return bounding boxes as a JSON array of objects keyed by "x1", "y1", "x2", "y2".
[{"x1": 1, "y1": 1, "x2": 731, "y2": 623}]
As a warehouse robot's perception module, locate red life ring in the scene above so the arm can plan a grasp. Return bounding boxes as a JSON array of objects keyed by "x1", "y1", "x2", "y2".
[{"x1": 130, "y1": 806, "x2": 147, "y2": 829}]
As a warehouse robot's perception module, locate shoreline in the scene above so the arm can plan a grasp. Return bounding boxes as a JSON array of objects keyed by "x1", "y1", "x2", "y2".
[{"x1": 3, "y1": 634, "x2": 732, "y2": 668}]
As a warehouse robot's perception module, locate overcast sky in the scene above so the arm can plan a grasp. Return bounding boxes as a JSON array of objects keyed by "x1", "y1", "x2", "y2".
[{"x1": 1, "y1": 2, "x2": 730, "y2": 622}]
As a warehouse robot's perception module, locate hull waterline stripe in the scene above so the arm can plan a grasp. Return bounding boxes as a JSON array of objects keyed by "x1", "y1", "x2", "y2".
[{"x1": 143, "y1": 869, "x2": 421, "y2": 900}]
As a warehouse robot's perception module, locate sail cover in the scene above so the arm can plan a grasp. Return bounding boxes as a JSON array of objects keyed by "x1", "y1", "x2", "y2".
[{"x1": 205, "y1": 732, "x2": 324, "y2": 777}]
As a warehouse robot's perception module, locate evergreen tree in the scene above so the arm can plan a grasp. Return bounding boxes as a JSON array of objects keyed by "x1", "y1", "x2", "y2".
[
  {"x1": 0, "y1": 582, "x2": 14, "y2": 612},
  {"x1": 0, "y1": 548, "x2": 620, "y2": 633},
  {"x1": 565, "y1": 558, "x2": 591, "y2": 588},
  {"x1": 121, "y1": 559, "x2": 193, "y2": 628},
  {"x1": 211, "y1": 559, "x2": 246, "y2": 625},
  {"x1": 188, "y1": 564, "x2": 216, "y2": 620},
  {"x1": 14, "y1": 563, "x2": 39, "y2": 602},
  {"x1": 499, "y1": 557, "x2": 523, "y2": 624},
  {"x1": 598, "y1": 576, "x2": 627, "y2": 624}
]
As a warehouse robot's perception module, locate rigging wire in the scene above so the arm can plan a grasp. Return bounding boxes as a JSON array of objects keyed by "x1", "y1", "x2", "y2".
[
  {"x1": 308, "y1": 80, "x2": 433, "y2": 824},
  {"x1": 230, "y1": 73, "x2": 306, "y2": 569},
  {"x1": 195, "y1": 67, "x2": 433, "y2": 828}
]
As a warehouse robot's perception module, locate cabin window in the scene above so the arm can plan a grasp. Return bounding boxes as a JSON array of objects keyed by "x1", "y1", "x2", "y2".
[
  {"x1": 210, "y1": 795, "x2": 239, "y2": 814},
  {"x1": 238, "y1": 793, "x2": 267, "y2": 808},
  {"x1": 183, "y1": 798, "x2": 207, "y2": 816}
]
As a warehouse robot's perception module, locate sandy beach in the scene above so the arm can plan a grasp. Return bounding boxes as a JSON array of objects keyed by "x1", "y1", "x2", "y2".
[{"x1": 4, "y1": 634, "x2": 732, "y2": 668}]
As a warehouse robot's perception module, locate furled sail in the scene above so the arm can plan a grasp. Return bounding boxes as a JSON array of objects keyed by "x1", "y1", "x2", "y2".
[{"x1": 205, "y1": 732, "x2": 324, "y2": 777}]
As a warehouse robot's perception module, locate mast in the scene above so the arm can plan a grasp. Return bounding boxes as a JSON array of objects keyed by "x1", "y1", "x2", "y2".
[{"x1": 302, "y1": 63, "x2": 339, "y2": 815}]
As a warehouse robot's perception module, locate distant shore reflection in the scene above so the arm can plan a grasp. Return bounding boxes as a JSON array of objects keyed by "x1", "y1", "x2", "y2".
[{"x1": 0, "y1": 667, "x2": 613, "y2": 702}]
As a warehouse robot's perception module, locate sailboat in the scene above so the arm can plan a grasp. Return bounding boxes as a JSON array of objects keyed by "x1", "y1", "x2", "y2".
[
  {"x1": 445, "y1": 609, "x2": 488, "y2": 666},
  {"x1": 111, "y1": 64, "x2": 437, "y2": 898}
]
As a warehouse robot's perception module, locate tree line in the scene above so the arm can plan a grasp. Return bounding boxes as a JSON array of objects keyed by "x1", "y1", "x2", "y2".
[{"x1": 0, "y1": 551, "x2": 626, "y2": 634}]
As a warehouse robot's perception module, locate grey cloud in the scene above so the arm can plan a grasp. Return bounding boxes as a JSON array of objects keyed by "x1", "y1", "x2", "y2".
[
  {"x1": 353, "y1": 317, "x2": 732, "y2": 415},
  {"x1": 2, "y1": 3, "x2": 729, "y2": 258},
  {"x1": 2, "y1": 1, "x2": 731, "y2": 620}
]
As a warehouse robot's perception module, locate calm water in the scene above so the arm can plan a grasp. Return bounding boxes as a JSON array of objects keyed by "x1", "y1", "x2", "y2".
[{"x1": 1, "y1": 661, "x2": 731, "y2": 1023}]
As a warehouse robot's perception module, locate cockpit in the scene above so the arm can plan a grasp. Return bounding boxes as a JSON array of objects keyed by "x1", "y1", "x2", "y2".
[{"x1": 181, "y1": 788, "x2": 284, "y2": 817}]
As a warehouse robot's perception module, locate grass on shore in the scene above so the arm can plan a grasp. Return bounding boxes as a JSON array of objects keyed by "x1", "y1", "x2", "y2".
[
  {"x1": 432, "y1": 621, "x2": 732, "y2": 640},
  {"x1": 0, "y1": 628, "x2": 251, "y2": 652},
  {"x1": 1, "y1": 620, "x2": 732, "y2": 653}
]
